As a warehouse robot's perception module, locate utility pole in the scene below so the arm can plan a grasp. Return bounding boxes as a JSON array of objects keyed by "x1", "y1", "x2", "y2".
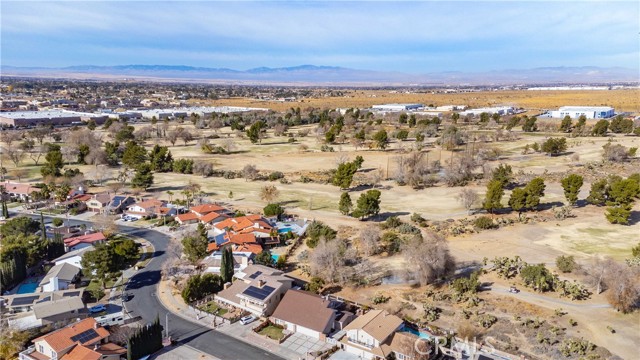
[{"x1": 165, "y1": 312, "x2": 170, "y2": 338}]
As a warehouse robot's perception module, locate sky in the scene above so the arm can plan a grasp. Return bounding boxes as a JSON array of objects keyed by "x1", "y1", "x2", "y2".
[{"x1": 1, "y1": 1, "x2": 639, "y2": 73}]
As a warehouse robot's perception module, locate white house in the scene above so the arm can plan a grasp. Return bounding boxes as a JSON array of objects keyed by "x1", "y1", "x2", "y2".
[
  {"x1": 39, "y1": 263, "x2": 81, "y2": 292},
  {"x1": 53, "y1": 247, "x2": 92, "y2": 269},
  {"x1": 340, "y1": 310, "x2": 404, "y2": 359}
]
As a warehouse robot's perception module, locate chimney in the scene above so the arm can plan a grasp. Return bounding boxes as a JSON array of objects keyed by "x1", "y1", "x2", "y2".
[
  {"x1": 94, "y1": 344, "x2": 99, "y2": 350},
  {"x1": 94, "y1": 322, "x2": 99, "y2": 329},
  {"x1": 258, "y1": 279, "x2": 266, "y2": 288}
]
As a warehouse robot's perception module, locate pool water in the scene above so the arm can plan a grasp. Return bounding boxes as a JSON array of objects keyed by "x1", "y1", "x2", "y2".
[
  {"x1": 277, "y1": 227, "x2": 292, "y2": 234},
  {"x1": 17, "y1": 282, "x2": 38, "y2": 294},
  {"x1": 271, "y1": 254, "x2": 280, "y2": 263},
  {"x1": 402, "y1": 326, "x2": 431, "y2": 339}
]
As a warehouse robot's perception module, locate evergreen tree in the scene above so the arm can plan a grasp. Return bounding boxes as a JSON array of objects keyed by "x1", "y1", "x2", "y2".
[
  {"x1": 508, "y1": 188, "x2": 527, "y2": 214},
  {"x1": 524, "y1": 177, "x2": 546, "y2": 210},
  {"x1": 483, "y1": 180, "x2": 504, "y2": 214},
  {"x1": 338, "y1": 192, "x2": 352, "y2": 215},
  {"x1": 220, "y1": 247, "x2": 234, "y2": 283},
  {"x1": 131, "y1": 163, "x2": 154, "y2": 190},
  {"x1": 332, "y1": 161, "x2": 358, "y2": 189},
  {"x1": 352, "y1": 189, "x2": 381, "y2": 220},
  {"x1": 587, "y1": 178, "x2": 609, "y2": 206},
  {"x1": 559, "y1": 116, "x2": 572, "y2": 132},
  {"x1": 372, "y1": 130, "x2": 389, "y2": 149},
  {"x1": 561, "y1": 174, "x2": 584, "y2": 206}
]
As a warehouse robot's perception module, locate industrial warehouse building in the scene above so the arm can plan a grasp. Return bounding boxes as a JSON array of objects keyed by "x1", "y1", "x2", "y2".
[
  {"x1": 548, "y1": 106, "x2": 615, "y2": 119},
  {"x1": 0, "y1": 110, "x2": 108, "y2": 128},
  {"x1": 371, "y1": 103, "x2": 423, "y2": 112},
  {"x1": 460, "y1": 106, "x2": 515, "y2": 116}
]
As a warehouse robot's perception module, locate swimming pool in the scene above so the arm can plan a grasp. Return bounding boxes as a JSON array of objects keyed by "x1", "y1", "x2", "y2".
[
  {"x1": 271, "y1": 254, "x2": 280, "y2": 263},
  {"x1": 401, "y1": 325, "x2": 431, "y2": 339},
  {"x1": 17, "y1": 282, "x2": 39, "y2": 294},
  {"x1": 278, "y1": 227, "x2": 292, "y2": 234}
]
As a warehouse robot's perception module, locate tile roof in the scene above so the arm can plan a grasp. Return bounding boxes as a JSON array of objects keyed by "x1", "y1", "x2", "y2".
[
  {"x1": 60, "y1": 344, "x2": 101, "y2": 360},
  {"x1": 233, "y1": 243, "x2": 263, "y2": 255},
  {"x1": 176, "y1": 212, "x2": 199, "y2": 222},
  {"x1": 86, "y1": 193, "x2": 111, "y2": 206},
  {"x1": 130, "y1": 199, "x2": 164, "y2": 210},
  {"x1": 1, "y1": 181, "x2": 39, "y2": 195},
  {"x1": 271, "y1": 290, "x2": 335, "y2": 333},
  {"x1": 344, "y1": 310, "x2": 403, "y2": 343},
  {"x1": 33, "y1": 318, "x2": 109, "y2": 353},
  {"x1": 229, "y1": 233, "x2": 257, "y2": 245},
  {"x1": 190, "y1": 203, "x2": 225, "y2": 215},
  {"x1": 200, "y1": 211, "x2": 227, "y2": 224},
  {"x1": 53, "y1": 247, "x2": 92, "y2": 263},
  {"x1": 63, "y1": 232, "x2": 106, "y2": 248}
]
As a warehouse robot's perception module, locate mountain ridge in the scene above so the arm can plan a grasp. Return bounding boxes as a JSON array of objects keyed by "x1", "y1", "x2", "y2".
[{"x1": 2, "y1": 64, "x2": 637, "y2": 86}]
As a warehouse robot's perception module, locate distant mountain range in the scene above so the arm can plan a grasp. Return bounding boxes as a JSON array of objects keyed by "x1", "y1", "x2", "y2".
[{"x1": 1, "y1": 64, "x2": 637, "y2": 86}]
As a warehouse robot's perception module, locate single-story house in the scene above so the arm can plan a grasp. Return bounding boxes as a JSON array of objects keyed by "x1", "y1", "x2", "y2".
[
  {"x1": 215, "y1": 265, "x2": 293, "y2": 317},
  {"x1": 176, "y1": 212, "x2": 199, "y2": 225},
  {"x1": 1, "y1": 181, "x2": 38, "y2": 201},
  {"x1": 39, "y1": 263, "x2": 81, "y2": 292},
  {"x1": 190, "y1": 203, "x2": 231, "y2": 217},
  {"x1": 85, "y1": 193, "x2": 112, "y2": 213},
  {"x1": 8, "y1": 295, "x2": 87, "y2": 331},
  {"x1": 201, "y1": 250, "x2": 254, "y2": 275},
  {"x1": 271, "y1": 290, "x2": 339, "y2": 340},
  {"x1": 63, "y1": 232, "x2": 106, "y2": 252},
  {"x1": 200, "y1": 211, "x2": 229, "y2": 226},
  {"x1": 1, "y1": 289, "x2": 84, "y2": 314},
  {"x1": 340, "y1": 310, "x2": 404, "y2": 359}
]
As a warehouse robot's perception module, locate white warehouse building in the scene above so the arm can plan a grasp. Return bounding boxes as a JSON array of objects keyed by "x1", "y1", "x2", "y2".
[
  {"x1": 549, "y1": 106, "x2": 615, "y2": 119},
  {"x1": 371, "y1": 103, "x2": 423, "y2": 112}
]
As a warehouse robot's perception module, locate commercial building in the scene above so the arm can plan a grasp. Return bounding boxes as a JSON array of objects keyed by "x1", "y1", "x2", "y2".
[
  {"x1": 371, "y1": 104, "x2": 423, "y2": 112},
  {"x1": 549, "y1": 106, "x2": 615, "y2": 119},
  {"x1": 460, "y1": 106, "x2": 515, "y2": 117},
  {"x1": 0, "y1": 110, "x2": 108, "y2": 128}
]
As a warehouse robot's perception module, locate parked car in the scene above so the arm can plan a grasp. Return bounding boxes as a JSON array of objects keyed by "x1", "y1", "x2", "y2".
[
  {"x1": 122, "y1": 293, "x2": 133, "y2": 302},
  {"x1": 89, "y1": 304, "x2": 107, "y2": 313},
  {"x1": 508, "y1": 286, "x2": 520, "y2": 293},
  {"x1": 240, "y1": 315, "x2": 256, "y2": 325}
]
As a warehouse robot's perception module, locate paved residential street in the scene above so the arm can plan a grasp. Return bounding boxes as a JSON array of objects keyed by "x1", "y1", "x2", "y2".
[{"x1": 11, "y1": 211, "x2": 285, "y2": 360}]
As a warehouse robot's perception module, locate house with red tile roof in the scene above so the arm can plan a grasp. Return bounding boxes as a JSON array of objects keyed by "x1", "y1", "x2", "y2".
[
  {"x1": 19, "y1": 318, "x2": 125, "y2": 360},
  {"x1": 125, "y1": 198, "x2": 177, "y2": 219},
  {"x1": 85, "y1": 193, "x2": 112, "y2": 213},
  {"x1": 189, "y1": 203, "x2": 229, "y2": 217},
  {"x1": 199, "y1": 211, "x2": 229, "y2": 226},
  {"x1": 1, "y1": 181, "x2": 39, "y2": 201},
  {"x1": 175, "y1": 212, "x2": 199, "y2": 225},
  {"x1": 63, "y1": 232, "x2": 106, "y2": 252}
]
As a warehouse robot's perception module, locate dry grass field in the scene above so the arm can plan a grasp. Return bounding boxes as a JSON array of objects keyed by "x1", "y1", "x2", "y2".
[
  {"x1": 191, "y1": 89, "x2": 640, "y2": 112},
  {"x1": 7, "y1": 89, "x2": 640, "y2": 359}
]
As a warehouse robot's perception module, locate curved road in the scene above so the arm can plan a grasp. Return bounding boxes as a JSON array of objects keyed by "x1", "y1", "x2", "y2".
[{"x1": 17, "y1": 213, "x2": 283, "y2": 360}]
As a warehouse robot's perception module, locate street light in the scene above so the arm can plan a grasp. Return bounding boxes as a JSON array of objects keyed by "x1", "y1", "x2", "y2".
[{"x1": 165, "y1": 312, "x2": 170, "y2": 338}]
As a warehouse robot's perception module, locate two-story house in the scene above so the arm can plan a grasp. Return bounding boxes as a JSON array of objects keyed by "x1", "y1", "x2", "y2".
[
  {"x1": 215, "y1": 265, "x2": 293, "y2": 317},
  {"x1": 63, "y1": 232, "x2": 106, "y2": 252},
  {"x1": 85, "y1": 193, "x2": 112, "y2": 213},
  {"x1": 19, "y1": 317, "x2": 125, "y2": 360},
  {"x1": 39, "y1": 263, "x2": 81, "y2": 292},
  {"x1": 340, "y1": 310, "x2": 404, "y2": 359},
  {"x1": 106, "y1": 195, "x2": 135, "y2": 214}
]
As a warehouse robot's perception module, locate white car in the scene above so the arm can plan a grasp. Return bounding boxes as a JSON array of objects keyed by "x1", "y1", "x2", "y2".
[{"x1": 240, "y1": 315, "x2": 256, "y2": 325}]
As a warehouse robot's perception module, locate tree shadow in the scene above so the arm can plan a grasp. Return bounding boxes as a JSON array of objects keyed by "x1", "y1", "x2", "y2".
[
  {"x1": 537, "y1": 201, "x2": 566, "y2": 211},
  {"x1": 376, "y1": 211, "x2": 410, "y2": 221},
  {"x1": 628, "y1": 210, "x2": 640, "y2": 226},
  {"x1": 279, "y1": 200, "x2": 302, "y2": 206},
  {"x1": 126, "y1": 270, "x2": 161, "y2": 290},
  {"x1": 151, "y1": 250, "x2": 165, "y2": 258},
  {"x1": 152, "y1": 185, "x2": 187, "y2": 192}
]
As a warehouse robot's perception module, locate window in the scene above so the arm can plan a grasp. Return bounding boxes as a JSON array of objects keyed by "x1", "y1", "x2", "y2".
[{"x1": 38, "y1": 345, "x2": 44, "y2": 353}]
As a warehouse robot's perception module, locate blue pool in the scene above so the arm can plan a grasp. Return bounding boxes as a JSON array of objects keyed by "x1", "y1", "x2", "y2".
[
  {"x1": 17, "y1": 282, "x2": 38, "y2": 294},
  {"x1": 278, "y1": 227, "x2": 293, "y2": 234},
  {"x1": 402, "y1": 326, "x2": 431, "y2": 339},
  {"x1": 271, "y1": 254, "x2": 280, "y2": 263}
]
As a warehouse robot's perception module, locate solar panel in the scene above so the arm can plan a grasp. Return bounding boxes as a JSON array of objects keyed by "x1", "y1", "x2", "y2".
[
  {"x1": 248, "y1": 271, "x2": 262, "y2": 279},
  {"x1": 36, "y1": 296, "x2": 51, "y2": 303},
  {"x1": 70, "y1": 328, "x2": 99, "y2": 344},
  {"x1": 242, "y1": 285, "x2": 275, "y2": 300},
  {"x1": 63, "y1": 291, "x2": 80, "y2": 297},
  {"x1": 11, "y1": 296, "x2": 40, "y2": 306}
]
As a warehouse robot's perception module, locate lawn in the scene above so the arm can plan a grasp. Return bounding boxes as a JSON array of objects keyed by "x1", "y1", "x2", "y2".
[
  {"x1": 259, "y1": 325, "x2": 285, "y2": 341},
  {"x1": 199, "y1": 301, "x2": 228, "y2": 316}
]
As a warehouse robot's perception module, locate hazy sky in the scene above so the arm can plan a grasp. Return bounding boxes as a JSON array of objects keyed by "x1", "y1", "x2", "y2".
[{"x1": 2, "y1": 1, "x2": 638, "y2": 73}]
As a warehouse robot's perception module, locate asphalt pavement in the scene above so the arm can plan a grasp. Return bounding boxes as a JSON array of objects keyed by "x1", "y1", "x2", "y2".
[{"x1": 13, "y1": 211, "x2": 284, "y2": 360}]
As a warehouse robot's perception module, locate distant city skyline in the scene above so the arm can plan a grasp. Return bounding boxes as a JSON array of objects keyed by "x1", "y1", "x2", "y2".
[{"x1": 2, "y1": 1, "x2": 638, "y2": 73}]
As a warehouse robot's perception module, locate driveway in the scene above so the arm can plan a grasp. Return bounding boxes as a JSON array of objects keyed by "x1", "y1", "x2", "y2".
[{"x1": 280, "y1": 333, "x2": 331, "y2": 356}]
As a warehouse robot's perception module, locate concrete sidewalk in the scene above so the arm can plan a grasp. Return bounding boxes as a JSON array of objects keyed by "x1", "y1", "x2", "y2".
[{"x1": 156, "y1": 280, "x2": 301, "y2": 360}]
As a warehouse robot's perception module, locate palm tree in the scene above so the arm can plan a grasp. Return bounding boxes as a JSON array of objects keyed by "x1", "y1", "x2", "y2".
[{"x1": 167, "y1": 190, "x2": 174, "y2": 202}]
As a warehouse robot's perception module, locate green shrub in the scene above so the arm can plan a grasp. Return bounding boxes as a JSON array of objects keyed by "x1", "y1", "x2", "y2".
[
  {"x1": 52, "y1": 218, "x2": 64, "y2": 227},
  {"x1": 474, "y1": 216, "x2": 495, "y2": 229},
  {"x1": 382, "y1": 216, "x2": 402, "y2": 229},
  {"x1": 556, "y1": 255, "x2": 577, "y2": 273},
  {"x1": 305, "y1": 221, "x2": 337, "y2": 248},
  {"x1": 396, "y1": 223, "x2": 421, "y2": 235},
  {"x1": 263, "y1": 203, "x2": 284, "y2": 217},
  {"x1": 268, "y1": 171, "x2": 284, "y2": 181}
]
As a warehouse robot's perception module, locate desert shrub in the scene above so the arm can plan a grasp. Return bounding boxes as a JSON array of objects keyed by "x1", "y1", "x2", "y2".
[
  {"x1": 372, "y1": 293, "x2": 391, "y2": 304},
  {"x1": 320, "y1": 145, "x2": 335, "y2": 152},
  {"x1": 305, "y1": 221, "x2": 337, "y2": 248},
  {"x1": 268, "y1": 171, "x2": 285, "y2": 181},
  {"x1": 474, "y1": 216, "x2": 496, "y2": 229},
  {"x1": 263, "y1": 203, "x2": 284, "y2": 217},
  {"x1": 396, "y1": 223, "x2": 421, "y2": 235},
  {"x1": 382, "y1": 216, "x2": 402, "y2": 229},
  {"x1": 556, "y1": 255, "x2": 577, "y2": 273}
]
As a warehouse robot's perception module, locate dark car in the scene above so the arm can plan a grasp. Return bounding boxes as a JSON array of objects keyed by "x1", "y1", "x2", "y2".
[{"x1": 122, "y1": 293, "x2": 133, "y2": 301}]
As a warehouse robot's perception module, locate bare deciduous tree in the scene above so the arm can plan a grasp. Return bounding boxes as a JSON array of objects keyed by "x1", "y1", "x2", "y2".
[
  {"x1": 242, "y1": 164, "x2": 258, "y2": 181},
  {"x1": 221, "y1": 138, "x2": 236, "y2": 153},
  {"x1": 403, "y1": 232, "x2": 456, "y2": 286},
  {"x1": 10, "y1": 168, "x2": 29, "y2": 182},
  {"x1": 308, "y1": 239, "x2": 346, "y2": 283},
  {"x1": 0, "y1": 131, "x2": 23, "y2": 147},
  {"x1": 260, "y1": 185, "x2": 280, "y2": 203},
  {"x1": 604, "y1": 262, "x2": 640, "y2": 313},
  {"x1": 358, "y1": 224, "x2": 381, "y2": 256},
  {"x1": 457, "y1": 188, "x2": 479, "y2": 214},
  {"x1": 2, "y1": 147, "x2": 25, "y2": 167},
  {"x1": 180, "y1": 129, "x2": 194, "y2": 146},
  {"x1": 193, "y1": 160, "x2": 214, "y2": 177}
]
